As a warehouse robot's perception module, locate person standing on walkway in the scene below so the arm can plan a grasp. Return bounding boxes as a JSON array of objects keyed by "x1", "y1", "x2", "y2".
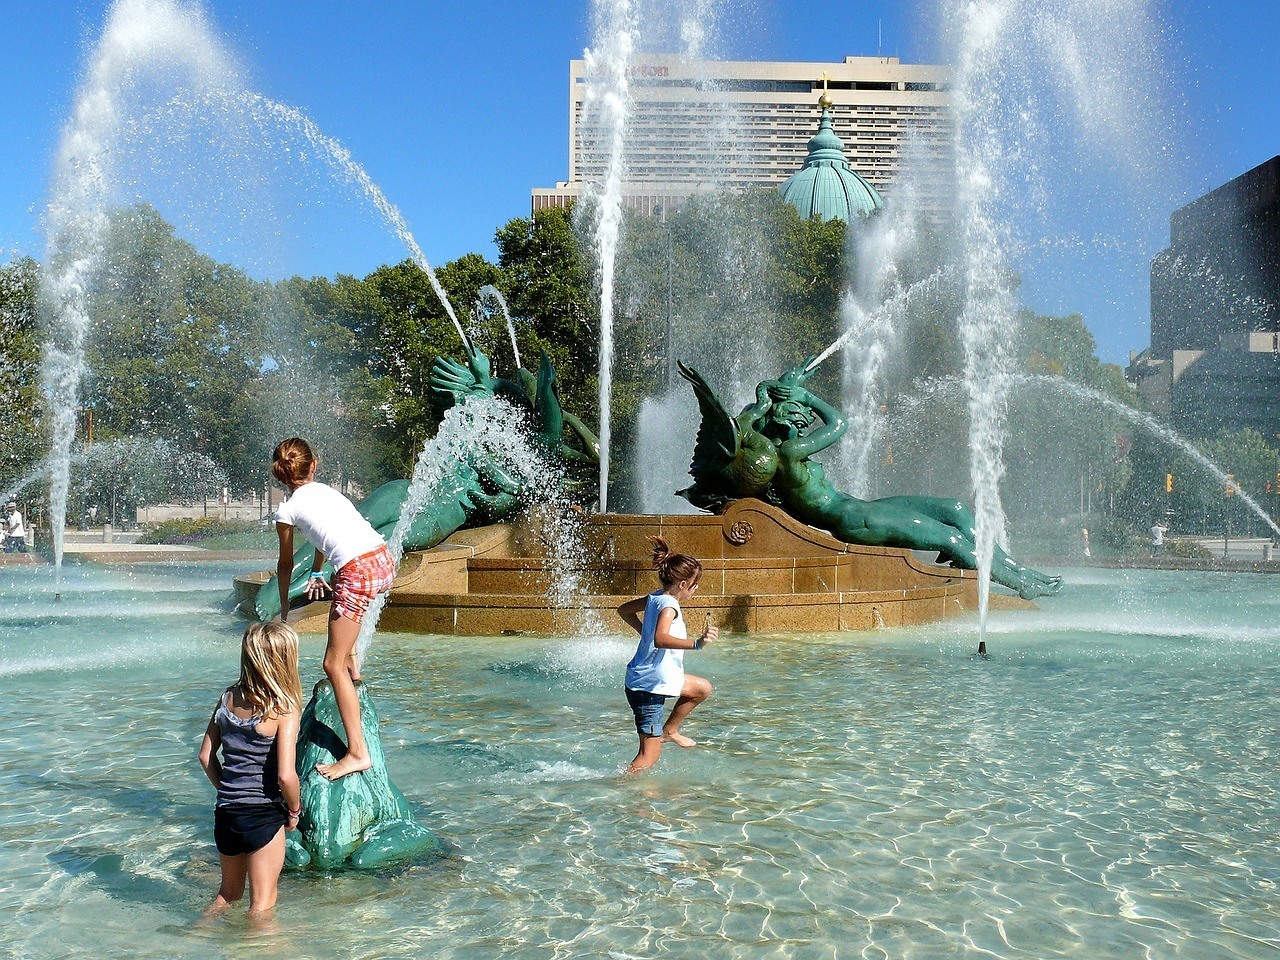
[
  {"x1": 1149, "y1": 520, "x2": 1168, "y2": 558},
  {"x1": 4, "y1": 501, "x2": 26, "y2": 553}
]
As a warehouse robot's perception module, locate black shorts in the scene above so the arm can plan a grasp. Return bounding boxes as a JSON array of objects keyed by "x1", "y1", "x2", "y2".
[{"x1": 214, "y1": 804, "x2": 287, "y2": 856}]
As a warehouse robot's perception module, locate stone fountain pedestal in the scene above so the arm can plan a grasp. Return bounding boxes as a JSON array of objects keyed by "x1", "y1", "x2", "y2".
[{"x1": 233, "y1": 499, "x2": 1030, "y2": 635}]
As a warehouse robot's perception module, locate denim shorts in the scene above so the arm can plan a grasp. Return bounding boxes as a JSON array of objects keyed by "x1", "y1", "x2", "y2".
[{"x1": 625, "y1": 688, "x2": 668, "y2": 737}]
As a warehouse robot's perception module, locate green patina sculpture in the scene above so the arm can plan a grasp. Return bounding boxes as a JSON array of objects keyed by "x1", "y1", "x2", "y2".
[
  {"x1": 284, "y1": 680, "x2": 440, "y2": 870},
  {"x1": 254, "y1": 346, "x2": 598, "y2": 620},
  {"x1": 680, "y1": 359, "x2": 1063, "y2": 600}
]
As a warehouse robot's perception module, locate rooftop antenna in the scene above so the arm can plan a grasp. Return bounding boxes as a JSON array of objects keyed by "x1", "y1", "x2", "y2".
[{"x1": 878, "y1": 19, "x2": 883, "y2": 57}]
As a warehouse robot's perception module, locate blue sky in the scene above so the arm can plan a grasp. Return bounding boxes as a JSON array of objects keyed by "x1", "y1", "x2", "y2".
[{"x1": 0, "y1": 0, "x2": 1275, "y2": 365}]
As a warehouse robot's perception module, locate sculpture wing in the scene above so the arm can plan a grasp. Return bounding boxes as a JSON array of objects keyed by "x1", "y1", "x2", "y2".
[
  {"x1": 675, "y1": 362, "x2": 746, "y2": 511},
  {"x1": 678, "y1": 362, "x2": 740, "y2": 478}
]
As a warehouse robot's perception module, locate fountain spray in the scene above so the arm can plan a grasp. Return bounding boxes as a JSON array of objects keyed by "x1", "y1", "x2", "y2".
[
  {"x1": 476, "y1": 285, "x2": 522, "y2": 371},
  {"x1": 41, "y1": 0, "x2": 239, "y2": 577},
  {"x1": 580, "y1": 0, "x2": 637, "y2": 514},
  {"x1": 240, "y1": 94, "x2": 471, "y2": 352}
]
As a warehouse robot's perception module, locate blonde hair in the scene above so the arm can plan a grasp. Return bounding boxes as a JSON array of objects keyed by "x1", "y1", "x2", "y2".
[
  {"x1": 239, "y1": 621, "x2": 303, "y2": 718},
  {"x1": 650, "y1": 536, "x2": 702, "y2": 589},
  {"x1": 272, "y1": 437, "x2": 316, "y2": 487}
]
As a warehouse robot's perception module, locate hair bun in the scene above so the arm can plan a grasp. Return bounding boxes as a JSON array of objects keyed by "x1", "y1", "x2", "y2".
[
  {"x1": 272, "y1": 437, "x2": 316, "y2": 486},
  {"x1": 650, "y1": 535, "x2": 671, "y2": 569}
]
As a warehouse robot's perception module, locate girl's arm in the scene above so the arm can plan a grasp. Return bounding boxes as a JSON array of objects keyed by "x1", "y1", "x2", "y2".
[
  {"x1": 276, "y1": 522, "x2": 294, "y2": 621},
  {"x1": 616, "y1": 596, "x2": 646, "y2": 635},
  {"x1": 274, "y1": 709, "x2": 303, "y2": 829},
  {"x1": 198, "y1": 714, "x2": 222, "y2": 788},
  {"x1": 654, "y1": 608, "x2": 719, "y2": 649}
]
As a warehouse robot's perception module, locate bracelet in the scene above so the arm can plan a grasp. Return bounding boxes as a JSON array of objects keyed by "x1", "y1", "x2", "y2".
[
  {"x1": 309, "y1": 572, "x2": 325, "y2": 579},
  {"x1": 694, "y1": 638, "x2": 705, "y2": 650},
  {"x1": 287, "y1": 807, "x2": 301, "y2": 818}
]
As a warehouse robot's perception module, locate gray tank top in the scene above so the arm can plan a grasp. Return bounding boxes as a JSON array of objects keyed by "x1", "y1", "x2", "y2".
[{"x1": 215, "y1": 690, "x2": 281, "y2": 807}]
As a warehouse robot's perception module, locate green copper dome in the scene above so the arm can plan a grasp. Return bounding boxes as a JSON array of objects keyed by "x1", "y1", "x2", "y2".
[{"x1": 780, "y1": 108, "x2": 885, "y2": 223}]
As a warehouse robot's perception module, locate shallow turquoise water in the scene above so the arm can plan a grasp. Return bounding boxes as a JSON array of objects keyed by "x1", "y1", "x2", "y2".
[{"x1": 2, "y1": 562, "x2": 1279, "y2": 958}]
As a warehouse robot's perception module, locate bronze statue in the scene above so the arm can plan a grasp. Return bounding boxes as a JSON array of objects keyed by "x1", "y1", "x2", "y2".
[
  {"x1": 254, "y1": 345, "x2": 598, "y2": 621},
  {"x1": 681, "y1": 359, "x2": 1063, "y2": 600},
  {"x1": 284, "y1": 680, "x2": 440, "y2": 870}
]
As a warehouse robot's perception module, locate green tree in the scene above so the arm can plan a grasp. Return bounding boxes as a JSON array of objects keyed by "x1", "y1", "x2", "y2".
[
  {"x1": 0, "y1": 257, "x2": 44, "y2": 493},
  {"x1": 495, "y1": 206, "x2": 599, "y2": 419},
  {"x1": 83, "y1": 206, "x2": 261, "y2": 490}
]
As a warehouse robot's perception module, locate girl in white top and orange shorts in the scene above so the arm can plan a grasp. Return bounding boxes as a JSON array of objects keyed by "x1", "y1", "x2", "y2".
[{"x1": 272, "y1": 437, "x2": 394, "y2": 781}]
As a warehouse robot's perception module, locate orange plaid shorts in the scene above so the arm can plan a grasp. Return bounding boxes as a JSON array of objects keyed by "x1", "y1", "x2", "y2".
[{"x1": 331, "y1": 545, "x2": 395, "y2": 623}]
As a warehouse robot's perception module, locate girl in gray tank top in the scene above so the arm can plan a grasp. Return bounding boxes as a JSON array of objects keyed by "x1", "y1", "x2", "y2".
[
  {"x1": 198, "y1": 622, "x2": 304, "y2": 918},
  {"x1": 213, "y1": 690, "x2": 281, "y2": 807}
]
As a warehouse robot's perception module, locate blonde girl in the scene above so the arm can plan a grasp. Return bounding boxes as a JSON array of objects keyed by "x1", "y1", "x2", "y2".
[
  {"x1": 617, "y1": 537, "x2": 719, "y2": 774},
  {"x1": 272, "y1": 437, "x2": 394, "y2": 780},
  {"x1": 198, "y1": 621, "x2": 303, "y2": 918}
]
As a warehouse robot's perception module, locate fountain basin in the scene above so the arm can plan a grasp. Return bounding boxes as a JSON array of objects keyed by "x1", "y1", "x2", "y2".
[{"x1": 235, "y1": 499, "x2": 1030, "y2": 634}]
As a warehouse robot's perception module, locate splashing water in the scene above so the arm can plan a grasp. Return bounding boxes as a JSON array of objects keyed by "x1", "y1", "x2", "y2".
[
  {"x1": 355, "y1": 397, "x2": 605, "y2": 662},
  {"x1": 355, "y1": 397, "x2": 517, "y2": 660},
  {"x1": 579, "y1": 0, "x2": 637, "y2": 514},
  {"x1": 40, "y1": 0, "x2": 472, "y2": 578},
  {"x1": 1023, "y1": 375, "x2": 1280, "y2": 541},
  {"x1": 937, "y1": 0, "x2": 1170, "y2": 647},
  {"x1": 40, "y1": 0, "x2": 240, "y2": 575}
]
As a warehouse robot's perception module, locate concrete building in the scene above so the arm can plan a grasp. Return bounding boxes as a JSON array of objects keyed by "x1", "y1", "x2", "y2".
[
  {"x1": 1128, "y1": 155, "x2": 1280, "y2": 436},
  {"x1": 531, "y1": 55, "x2": 951, "y2": 214}
]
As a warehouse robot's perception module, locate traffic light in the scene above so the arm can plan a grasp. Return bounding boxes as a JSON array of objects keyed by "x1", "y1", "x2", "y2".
[
  {"x1": 1225, "y1": 474, "x2": 1236, "y2": 497},
  {"x1": 1165, "y1": 473, "x2": 1173, "y2": 493}
]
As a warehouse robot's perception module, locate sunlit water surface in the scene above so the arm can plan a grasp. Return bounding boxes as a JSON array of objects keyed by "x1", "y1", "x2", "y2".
[{"x1": 2, "y1": 562, "x2": 1278, "y2": 959}]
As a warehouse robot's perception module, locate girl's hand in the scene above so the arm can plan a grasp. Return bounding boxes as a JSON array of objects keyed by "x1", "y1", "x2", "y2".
[
  {"x1": 304, "y1": 575, "x2": 330, "y2": 601},
  {"x1": 698, "y1": 625, "x2": 720, "y2": 647},
  {"x1": 286, "y1": 808, "x2": 301, "y2": 831}
]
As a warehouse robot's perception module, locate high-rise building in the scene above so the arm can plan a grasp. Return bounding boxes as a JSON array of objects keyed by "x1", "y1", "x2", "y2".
[
  {"x1": 531, "y1": 55, "x2": 952, "y2": 215},
  {"x1": 1128, "y1": 155, "x2": 1280, "y2": 436}
]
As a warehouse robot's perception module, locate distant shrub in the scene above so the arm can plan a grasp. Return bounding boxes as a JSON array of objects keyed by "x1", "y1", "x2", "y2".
[
  {"x1": 1091, "y1": 518, "x2": 1145, "y2": 556},
  {"x1": 1165, "y1": 537, "x2": 1213, "y2": 560},
  {"x1": 138, "y1": 517, "x2": 255, "y2": 545}
]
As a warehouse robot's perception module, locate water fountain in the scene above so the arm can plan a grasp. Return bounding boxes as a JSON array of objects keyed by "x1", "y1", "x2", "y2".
[{"x1": 10, "y1": 0, "x2": 1280, "y2": 954}]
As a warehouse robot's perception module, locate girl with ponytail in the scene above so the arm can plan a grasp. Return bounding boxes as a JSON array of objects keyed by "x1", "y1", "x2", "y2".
[
  {"x1": 271, "y1": 437, "x2": 394, "y2": 781},
  {"x1": 616, "y1": 537, "x2": 719, "y2": 774}
]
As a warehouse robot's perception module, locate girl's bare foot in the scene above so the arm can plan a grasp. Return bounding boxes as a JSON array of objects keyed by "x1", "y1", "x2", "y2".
[
  {"x1": 662, "y1": 731, "x2": 697, "y2": 747},
  {"x1": 199, "y1": 898, "x2": 232, "y2": 923},
  {"x1": 316, "y1": 753, "x2": 372, "y2": 780}
]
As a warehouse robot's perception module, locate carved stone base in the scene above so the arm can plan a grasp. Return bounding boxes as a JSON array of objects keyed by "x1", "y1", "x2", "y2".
[{"x1": 237, "y1": 499, "x2": 1032, "y2": 637}]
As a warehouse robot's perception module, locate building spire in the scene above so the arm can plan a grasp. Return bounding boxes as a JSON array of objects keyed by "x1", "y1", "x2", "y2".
[{"x1": 818, "y1": 70, "x2": 833, "y2": 112}]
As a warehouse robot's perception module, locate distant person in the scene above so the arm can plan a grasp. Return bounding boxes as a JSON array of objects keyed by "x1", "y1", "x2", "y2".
[
  {"x1": 616, "y1": 537, "x2": 719, "y2": 775},
  {"x1": 87, "y1": 504, "x2": 98, "y2": 526},
  {"x1": 272, "y1": 437, "x2": 393, "y2": 781},
  {"x1": 1081, "y1": 527, "x2": 1091, "y2": 558},
  {"x1": 4, "y1": 501, "x2": 26, "y2": 553},
  {"x1": 198, "y1": 621, "x2": 303, "y2": 920},
  {"x1": 1149, "y1": 520, "x2": 1168, "y2": 557}
]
